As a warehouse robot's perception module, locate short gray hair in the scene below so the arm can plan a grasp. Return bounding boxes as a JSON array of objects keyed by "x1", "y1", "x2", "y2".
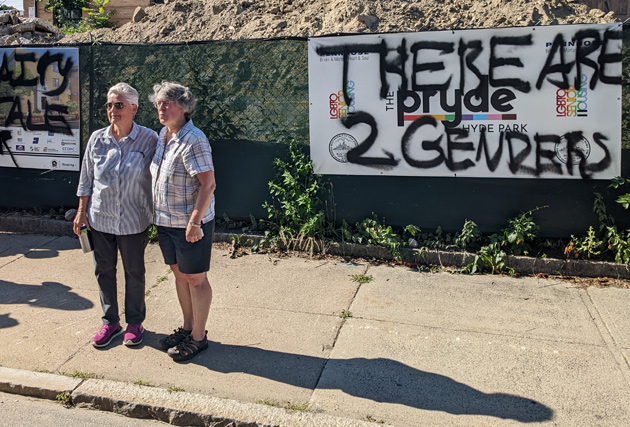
[
  {"x1": 149, "y1": 81, "x2": 197, "y2": 119},
  {"x1": 107, "y1": 82, "x2": 139, "y2": 106}
]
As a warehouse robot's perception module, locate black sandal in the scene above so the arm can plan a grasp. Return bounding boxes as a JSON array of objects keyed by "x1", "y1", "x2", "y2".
[
  {"x1": 167, "y1": 332, "x2": 208, "y2": 361},
  {"x1": 159, "y1": 327, "x2": 191, "y2": 350}
]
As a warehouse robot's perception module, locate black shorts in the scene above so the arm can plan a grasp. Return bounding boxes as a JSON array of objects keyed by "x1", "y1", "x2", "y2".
[{"x1": 156, "y1": 219, "x2": 215, "y2": 274}]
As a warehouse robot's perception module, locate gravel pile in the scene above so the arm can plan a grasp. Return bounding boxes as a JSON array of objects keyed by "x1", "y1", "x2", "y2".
[{"x1": 58, "y1": 0, "x2": 617, "y2": 44}]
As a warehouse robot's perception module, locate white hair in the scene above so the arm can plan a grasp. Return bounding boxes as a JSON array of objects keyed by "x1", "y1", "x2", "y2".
[
  {"x1": 107, "y1": 82, "x2": 139, "y2": 106},
  {"x1": 149, "y1": 81, "x2": 197, "y2": 119}
]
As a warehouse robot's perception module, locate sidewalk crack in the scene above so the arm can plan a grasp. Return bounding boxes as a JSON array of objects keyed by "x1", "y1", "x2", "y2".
[
  {"x1": 311, "y1": 275, "x2": 364, "y2": 398},
  {"x1": 55, "y1": 344, "x2": 87, "y2": 375},
  {"x1": 580, "y1": 289, "x2": 630, "y2": 387}
]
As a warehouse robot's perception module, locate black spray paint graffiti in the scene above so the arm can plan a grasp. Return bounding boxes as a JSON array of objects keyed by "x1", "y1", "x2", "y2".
[
  {"x1": 399, "y1": 116, "x2": 610, "y2": 179},
  {"x1": 0, "y1": 129, "x2": 17, "y2": 166},
  {"x1": 0, "y1": 50, "x2": 75, "y2": 167},
  {"x1": 315, "y1": 27, "x2": 622, "y2": 178}
]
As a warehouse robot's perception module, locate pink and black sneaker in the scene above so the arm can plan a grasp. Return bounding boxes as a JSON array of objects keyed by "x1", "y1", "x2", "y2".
[
  {"x1": 91, "y1": 323, "x2": 123, "y2": 348},
  {"x1": 123, "y1": 324, "x2": 144, "y2": 346}
]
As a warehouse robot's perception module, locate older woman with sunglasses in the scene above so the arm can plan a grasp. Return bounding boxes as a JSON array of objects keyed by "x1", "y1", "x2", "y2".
[
  {"x1": 74, "y1": 82, "x2": 158, "y2": 348},
  {"x1": 149, "y1": 81, "x2": 216, "y2": 362}
]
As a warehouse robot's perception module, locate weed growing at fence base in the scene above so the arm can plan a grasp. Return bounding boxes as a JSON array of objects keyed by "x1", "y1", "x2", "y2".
[
  {"x1": 226, "y1": 143, "x2": 630, "y2": 274},
  {"x1": 262, "y1": 139, "x2": 333, "y2": 253}
]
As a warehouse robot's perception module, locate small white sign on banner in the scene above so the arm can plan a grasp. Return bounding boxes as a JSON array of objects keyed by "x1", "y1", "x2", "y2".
[
  {"x1": 308, "y1": 24, "x2": 623, "y2": 179},
  {"x1": 0, "y1": 47, "x2": 80, "y2": 171}
]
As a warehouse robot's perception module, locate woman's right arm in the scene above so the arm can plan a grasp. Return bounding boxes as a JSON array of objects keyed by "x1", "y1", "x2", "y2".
[
  {"x1": 74, "y1": 134, "x2": 96, "y2": 235},
  {"x1": 73, "y1": 196, "x2": 90, "y2": 235}
]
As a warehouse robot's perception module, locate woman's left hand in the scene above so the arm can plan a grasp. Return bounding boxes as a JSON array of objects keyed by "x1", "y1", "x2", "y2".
[{"x1": 186, "y1": 224, "x2": 203, "y2": 243}]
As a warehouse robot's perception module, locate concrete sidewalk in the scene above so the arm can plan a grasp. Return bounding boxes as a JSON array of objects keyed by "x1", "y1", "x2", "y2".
[{"x1": 1, "y1": 230, "x2": 630, "y2": 426}]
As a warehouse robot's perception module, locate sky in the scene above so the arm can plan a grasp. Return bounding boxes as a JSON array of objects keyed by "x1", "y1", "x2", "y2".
[{"x1": 3, "y1": 0, "x2": 24, "y2": 12}]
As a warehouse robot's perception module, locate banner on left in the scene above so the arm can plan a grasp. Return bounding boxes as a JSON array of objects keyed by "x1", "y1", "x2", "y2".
[{"x1": 0, "y1": 47, "x2": 80, "y2": 171}]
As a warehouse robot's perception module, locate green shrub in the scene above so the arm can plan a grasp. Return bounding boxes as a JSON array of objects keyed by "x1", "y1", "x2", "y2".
[
  {"x1": 454, "y1": 219, "x2": 482, "y2": 251},
  {"x1": 262, "y1": 140, "x2": 332, "y2": 250},
  {"x1": 571, "y1": 226, "x2": 603, "y2": 259}
]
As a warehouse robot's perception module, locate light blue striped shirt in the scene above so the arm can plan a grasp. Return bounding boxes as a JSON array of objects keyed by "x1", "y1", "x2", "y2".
[
  {"x1": 77, "y1": 123, "x2": 158, "y2": 235},
  {"x1": 151, "y1": 119, "x2": 215, "y2": 228}
]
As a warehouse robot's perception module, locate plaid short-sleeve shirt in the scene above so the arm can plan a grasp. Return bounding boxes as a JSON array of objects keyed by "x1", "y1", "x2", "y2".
[{"x1": 150, "y1": 119, "x2": 215, "y2": 228}]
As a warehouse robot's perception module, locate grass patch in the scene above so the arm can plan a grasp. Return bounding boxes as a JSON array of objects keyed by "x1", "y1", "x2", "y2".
[
  {"x1": 417, "y1": 264, "x2": 440, "y2": 273},
  {"x1": 256, "y1": 399, "x2": 310, "y2": 412},
  {"x1": 167, "y1": 386, "x2": 185, "y2": 393},
  {"x1": 339, "y1": 309, "x2": 353, "y2": 319},
  {"x1": 133, "y1": 379, "x2": 151, "y2": 386},
  {"x1": 286, "y1": 402, "x2": 310, "y2": 412},
  {"x1": 149, "y1": 275, "x2": 169, "y2": 293},
  {"x1": 66, "y1": 371, "x2": 99, "y2": 379},
  {"x1": 366, "y1": 414, "x2": 385, "y2": 423},
  {"x1": 351, "y1": 274, "x2": 373, "y2": 283}
]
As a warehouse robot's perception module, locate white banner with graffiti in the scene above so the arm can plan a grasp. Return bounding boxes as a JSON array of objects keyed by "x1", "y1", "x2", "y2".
[
  {"x1": 308, "y1": 23, "x2": 622, "y2": 179},
  {"x1": 0, "y1": 48, "x2": 80, "y2": 171}
]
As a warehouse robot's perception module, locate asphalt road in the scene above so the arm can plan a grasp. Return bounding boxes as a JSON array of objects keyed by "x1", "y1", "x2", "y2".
[{"x1": 0, "y1": 391, "x2": 165, "y2": 427}]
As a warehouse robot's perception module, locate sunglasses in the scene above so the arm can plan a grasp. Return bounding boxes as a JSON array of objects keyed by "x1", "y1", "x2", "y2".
[
  {"x1": 105, "y1": 102, "x2": 125, "y2": 110},
  {"x1": 154, "y1": 100, "x2": 175, "y2": 109}
]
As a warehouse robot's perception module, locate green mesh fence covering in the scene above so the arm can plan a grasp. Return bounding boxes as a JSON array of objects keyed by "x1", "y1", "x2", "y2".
[{"x1": 78, "y1": 39, "x2": 309, "y2": 148}]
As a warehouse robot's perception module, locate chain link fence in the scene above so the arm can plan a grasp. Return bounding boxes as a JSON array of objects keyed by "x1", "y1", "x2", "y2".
[{"x1": 78, "y1": 39, "x2": 309, "y2": 148}]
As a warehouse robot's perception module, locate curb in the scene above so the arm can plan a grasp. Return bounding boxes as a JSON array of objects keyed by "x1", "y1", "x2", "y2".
[
  {"x1": 0, "y1": 366, "x2": 81, "y2": 400},
  {"x1": 0, "y1": 215, "x2": 75, "y2": 237},
  {"x1": 419, "y1": 249, "x2": 630, "y2": 279},
  {"x1": 1, "y1": 215, "x2": 628, "y2": 279},
  {"x1": 222, "y1": 232, "x2": 630, "y2": 280},
  {"x1": 0, "y1": 366, "x2": 383, "y2": 427}
]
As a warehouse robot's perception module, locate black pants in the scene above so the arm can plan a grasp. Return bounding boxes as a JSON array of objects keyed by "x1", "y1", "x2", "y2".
[{"x1": 91, "y1": 227, "x2": 149, "y2": 325}]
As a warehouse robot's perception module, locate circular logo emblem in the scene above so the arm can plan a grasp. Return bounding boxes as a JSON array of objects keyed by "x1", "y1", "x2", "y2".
[
  {"x1": 329, "y1": 133, "x2": 358, "y2": 163},
  {"x1": 555, "y1": 134, "x2": 591, "y2": 165}
]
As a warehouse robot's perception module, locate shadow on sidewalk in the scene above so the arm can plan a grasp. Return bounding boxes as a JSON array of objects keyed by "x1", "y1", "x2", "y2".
[
  {"x1": 0, "y1": 280, "x2": 94, "y2": 329},
  {"x1": 181, "y1": 342, "x2": 554, "y2": 423},
  {"x1": 0, "y1": 313, "x2": 18, "y2": 328},
  {"x1": 0, "y1": 247, "x2": 61, "y2": 259}
]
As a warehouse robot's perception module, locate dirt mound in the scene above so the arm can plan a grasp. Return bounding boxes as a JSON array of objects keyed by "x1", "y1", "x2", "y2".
[
  {"x1": 0, "y1": 11, "x2": 63, "y2": 45},
  {"x1": 59, "y1": 0, "x2": 617, "y2": 44}
]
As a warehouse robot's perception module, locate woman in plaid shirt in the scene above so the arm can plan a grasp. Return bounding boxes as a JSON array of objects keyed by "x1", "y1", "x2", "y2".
[{"x1": 149, "y1": 82, "x2": 217, "y2": 362}]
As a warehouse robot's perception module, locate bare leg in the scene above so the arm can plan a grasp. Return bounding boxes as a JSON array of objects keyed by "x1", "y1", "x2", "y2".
[
  {"x1": 170, "y1": 264, "x2": 212, "y2": 340},
  {"x1": 170, "y1": 264, "x2": 194, "y2": 331},
  {"x1": 183, "y1": 272, "x2": 212, "y2": 341}
]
